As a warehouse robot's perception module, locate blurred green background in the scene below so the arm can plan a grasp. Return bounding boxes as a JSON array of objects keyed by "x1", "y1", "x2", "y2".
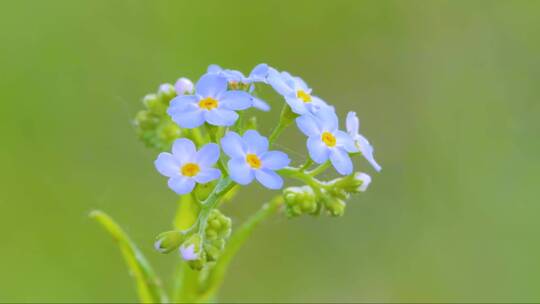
[{"x1": 1, "y1": 0, "x2": 539, "y2": 302}]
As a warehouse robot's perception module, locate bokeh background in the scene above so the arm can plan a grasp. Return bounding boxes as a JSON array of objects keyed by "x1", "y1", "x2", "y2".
[{"x1": 1, "y1": 0, "x2": 539, "y2": 302}]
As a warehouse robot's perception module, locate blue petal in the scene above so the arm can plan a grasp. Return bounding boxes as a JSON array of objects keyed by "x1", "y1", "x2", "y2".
[
  {"x1": 293, "y1": 76, "x2": 310, "y2": 92},
  {"x1": 296, "y1": 114, "x2": 321, "y2": 137},
  {"x1": 169, "y1": 107, "x2": 205, "y2": 129},
  {"x1": 285, "y1": 96, "x2": 309, "y2": 115},
  {"x1": 196, "y1": 74, "x2": 228, "y2": 98},
  {"x1": 155, "y1": 153, "x2": 179, "y2": 178},
  {"x1": 261, "y1": 151, "x2": 290, "y2": 170},
  {"x1": 252, "y1": 97, "x2": 271, "y2": 111},
  {"x1": 356, "y1": 134, "x2": 382, "y2": 172},
  {"x1": 169, "y1": 95, "x2": 198, "y2": 110},
  {"x1": 168, "y1": 176, "x2": 196, "y2": 194},
  {"x1": 346, "y1": 111, "x2": 359, "y2": 135},
  {"x1": 193, "y1": 168, "x2": 221, "y2": 184},
  {"x1": 307, "y1": 136, "x2": 330, "y2": 164},
  {"x1": 315, "y1": 106, "x2": 338, "y2": 131},
  {"x1": 219, "y1": 90, "x2": 253, "y2": 110},
  {"x1": 195, "y1": 143, "x2": 220, "y2": 167},
  {"x1": 267, "y1": 68, "x2": 294, "y2": 96},
  {"x1": 228, "y1": 158, "x2": 254, "y2": 185},
  {"x1": 243, "y1": 130, "x2": 268, "y2": 154},
  {"x1": 172, "y1": 138, "x2": 196, "y2": 163},
  {"x1": 207, "y1": 64, "x2": 223, "y2": 74},
  {"x1": 329, "y1": 148, "x2": 353, "y2": 175},
  {"x1": 204, "y1": 108, "x2": 239, "y2": 126},
  {"x1": 335, "y1": 130, "x2": 358, "y2": 153},
  {"x1": 255, "y1": 169, "x2": 284, "y2": 190},
  {"x1": 221, "y1": 131, "x2": 246, "y2": 158},
  {"x1": 249, "y1": 63, "x2": 269, "y2": 82}
]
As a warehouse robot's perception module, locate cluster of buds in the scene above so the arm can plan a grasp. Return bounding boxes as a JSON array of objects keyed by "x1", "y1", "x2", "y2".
[
  {"x1": 134, "y1": 79, "x2": 194, "y2": 151},
  {"x1": 284, "y1": 172, "x2": 372, "y2": 217},
  {"x1": 155, "y1": 208, "x2": 232, "y2": 270}
]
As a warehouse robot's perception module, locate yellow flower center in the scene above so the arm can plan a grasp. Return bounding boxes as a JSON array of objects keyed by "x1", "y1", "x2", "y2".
[
  {"x1": 297, "y1": 90, "x2": 312, "y2": 103},
  {"x1": 181, "y1": 163, "x2": 200, "y2": 177},
  {"x1": 198, "y1": 97, "x2": 219, "y2": 110},
  {"x1": 246, "y1": 153, "x2": 262, "y2": 169},
  {"x1": 321, "y1": 131, "x2": 336, "y2": 147}
]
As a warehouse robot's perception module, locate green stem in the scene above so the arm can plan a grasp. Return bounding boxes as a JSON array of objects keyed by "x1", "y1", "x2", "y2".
[
  {"x1": 197, "y1": 177, "x2": 235, "y2": 234},
  {"x1": 199, "y1": 195, "x2": 284, "y2": 301},
  {"x1": 308, "y1": 161, "x2": 331, "y2": 176},
  {"x1": 269, "y1": 104, "x2": 296, "y2": 146},
  {"x1": 299, "y1": 157, "x2": 314, "y2": 172}
]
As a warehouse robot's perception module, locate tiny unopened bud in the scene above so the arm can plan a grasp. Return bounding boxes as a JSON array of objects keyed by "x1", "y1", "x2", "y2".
[
  {"x1": 324, "y1": 197, "x2": 346, "y2": 217},
  {"x1": 143, "y1": 93, "x2": 166, "y2": 115},
  {"x1": 158, "y1": 83, "x2": 176, "y2": 102},
  {"x1": 356, "y1": 172, "x2": 371, "y2": 192},
  {"x1": 179, "y1": 234, "x2": 203, "y2": 267},
  {"x1": 154, "y1": 230, "x2": 185, "y2": 254},
  {"x1": 134, "y1": 110, "x2": 159, "y2": 130},
  {"x1": 175, "y1": 77, "x2": 194, "y2": 95},
  {"x1": 283, "y1": 186, "x2": 318, "y2": 217}
]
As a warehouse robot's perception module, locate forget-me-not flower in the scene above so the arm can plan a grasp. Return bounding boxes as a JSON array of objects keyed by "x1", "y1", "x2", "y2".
[
  {"x1": 155, "y1": 138, "x2": 221, "y2": 194},
  {"x1": 296, "y1": 107, "x2": 357, "y2": 175},
  {"x1": 206, "y1": 64, "x2": 270, "y2": 111},
  {"x1": 221, "y1": 130, "x2": 290, "y2": 189},
  {"x1": 167, "y1": 74, "x2": 253, "y2": 128},
  {"x1": 346, "y1": 111, "x2": 381, "y2": 172},
  {"x1": 267, "y1": 69, "x2": 329, "y2": 115}
]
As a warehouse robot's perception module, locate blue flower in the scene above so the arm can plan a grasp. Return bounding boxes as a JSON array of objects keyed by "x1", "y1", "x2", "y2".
[
  {"x1": 267, "y1": 69, "x2": 329, "y2": 115},
  {"x1": 296, "y1": 107, "x2": 357, "y2": 175},
  {"x1": 167, "y1": 74, "x2": 253, "y2": 128},
  {"x1": 155, "y1": 138, "x2": 221, "y2": 194},
  {"x1": 206, "y1": 64, "x2": 271, "y2": 111},
  {"x1": 346, "y1": 111, "x2": 381, "y2": 172},
  {"x1": 221, "y1": 130, "x2": 290, "y2": 189}
]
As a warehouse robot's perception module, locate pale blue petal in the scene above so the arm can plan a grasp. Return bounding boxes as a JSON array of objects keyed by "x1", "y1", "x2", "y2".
[
  {"x1": 252, "y1": 97, "x2": 270, "y2": 111},
  {"x1": 315, "y1": 106, "x2": 339, "y2": 131},
  {"x1": 307, "y1": 136, "x2": 330, "y2": 164},
  {"x1": 219, "y1": 90, "x2": 253, "y2": 110},
  {"x1": 228, "y1": 158, "x2": 254, "y2": 185},
  {"x1": 204, "y1": 108, "x2": 239, "y2": 126},
  {"x1": 346, "y1": 111, "x2": 359, "y2": 135},
  {"x1": 196, "y1": 74, "x2": 228, "y2": 98},
  {"x1": 221, "y1": 131, "x2": 246, "y2": 158},
  {"x1": 293, "y1": 76, "x2": 310, "y2": 91},
  {"x1": 267, "y1": 69, "x2": 294, "y2": 96},
  {"x1": 193, "y1": 168, "x2": 221, "y2": 184},
  {"x1": 243, "y1": 130, "x2": 268, "y2": 154},
  {"x1": 296, "y1": 114, "x2": 321, "y2": 137},
  {"x1": 356, "y1": 134, "x2": 382, "y2": 172},
  {"x1": 168, "y1": 176, "x2": 196, "y2": 195},
  {"x1": 169, "y1": 95, "x2": 198, "y2": 110},
  {"x1": 207, "y1": 64, "x2": 223, "y2": 74},
  {"x1": 329, "y1": 148, "x2": 353, "y2": 176},
  {"x1": 170, "y1": 107, "x2": 205, "y2": 129},
  {"x1": 335, "y1": 130, "x2": 358, "y2": 153},
  {"x1": 155, "y1": 153, "x2": 179, "y2": 178},
  {"x1": 249, "y1": 63, "x2": 269, "y2": 82},
  {"x1": 261, "y1": 151, "x2": 290, "y2": 170},
  {"x1": 172, "y1": 138, "x2": 196, "y2": 163},
  {"x1": 285, "y1": 96, "x2": 308, "y2": 115},
  {"x1": 255, "y1": 169, "x2": 284, "y2": 190},
  {"x1": 195, "y1": 143, "x2": 220, "y2": 167}
]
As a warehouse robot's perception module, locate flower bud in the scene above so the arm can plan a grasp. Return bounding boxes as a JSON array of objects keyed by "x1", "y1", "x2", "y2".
[
  {"x1": 157, "y1": 122, "x2": 181, "y2": 144},
  {"x1": 180, "y1": 234, "x2": 205, "y2": 270},
  {"x1": 174, "y1": 77, "x2": 194, "y2": 96},
  {"x1": 154, "y1": 230, "x2": 185, "y2": 254},
  {"x1": 323, "y1": 196, "x2": 346, "y2": 217},
  {"x1": 283, "y1": 186, "x2": 318, "y2": 217},
  {"x1": 143, "y1": 93, "x2": 166, "y2": 115},
  {"x1": 330, "y1": 172, "x2": 372, "y2": 194},
  {"x1": 158, "y1": 83, "x2": 176, "y2": 103},
  {"x1": 206, "y1": 209, "x2": 232, "y2": 239},
  {"x1": 134, "y1": 110, "x2": 159, "y2": 130}
]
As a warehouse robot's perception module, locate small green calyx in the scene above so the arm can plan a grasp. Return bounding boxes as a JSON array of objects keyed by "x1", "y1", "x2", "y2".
[
  {"x1": 283, "y1": 186, "x2": 319, "y2": 217},
  {"x1": 154, "y1": 230, "x2": 186, "y2": 254}
]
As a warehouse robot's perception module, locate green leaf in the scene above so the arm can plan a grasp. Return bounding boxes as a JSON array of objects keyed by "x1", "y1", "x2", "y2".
[{"x1": 90, "y1": 210, "x2": 168, "y2": 303}]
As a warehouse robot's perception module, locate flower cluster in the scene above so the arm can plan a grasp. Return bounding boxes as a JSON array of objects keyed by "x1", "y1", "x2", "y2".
[{"x1": 142, "y1": 63, "x2": 381, "y2": 269}]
